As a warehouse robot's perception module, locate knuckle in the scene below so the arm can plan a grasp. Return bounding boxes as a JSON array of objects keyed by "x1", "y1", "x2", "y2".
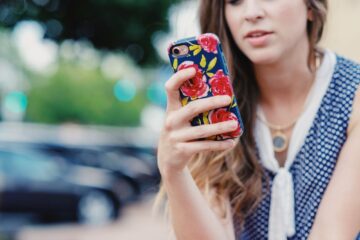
[
  {"x1": 204, "y1": 96, "x2": 223, "y2": 110},
  {"x1": 206, "y1": 141, "x2": 225, "y2": 151},
  {"x1": 175, "y1": 142, "x2": 185, "y2": 152},
  {"x1": 219, "y1": 141, "x2": 229, "y2": 149},
  {"x1": 210, "y1": 143, "x2": 223, "y2": 151},
  {"x1": 165, "y1": 72, "x2": 181, "y2": 91},
  {"x1": 164, "y1": 116, "x2": 174, "y2": 131},
  {"x1": 168, "y1": 132, "x2": 178, "y2": 142},
  {"x1": 202, "y1": 144, "x2": 213, "y2": 152},
  {"x1": 186, "y1": 102, "x2": 199, "y2": 115},
  {"x1": 220, "y1": 140, "x2": 233, "y2": 149},
  {"x1": 196, "y1": 127, "x2": 208, "y2": 139},
  {"x1": 164, "y1": 80, "x2": 173, "y2": 93}
]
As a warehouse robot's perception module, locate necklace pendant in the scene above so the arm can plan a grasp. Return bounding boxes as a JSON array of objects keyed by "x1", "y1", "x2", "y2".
[{"x1": 272, "y1": 131, "x2": 288, "y2": 153}]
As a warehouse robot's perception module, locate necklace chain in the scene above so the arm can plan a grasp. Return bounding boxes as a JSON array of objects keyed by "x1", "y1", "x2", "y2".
[
  {"x1": 255, "y1": 53, "x2": 322, "y2": 153},
  {"x1": 257, "y1": 114, "x2": 299, "y2": 153},
  {"x1": 256, "y1": 115, "x2": 298, "y2": 132}
]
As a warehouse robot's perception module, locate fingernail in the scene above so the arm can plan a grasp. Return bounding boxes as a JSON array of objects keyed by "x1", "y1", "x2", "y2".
[
  {"x1": 189, "y1": 67, "x2": 196, "y2": 73},
  {"x1": 221, "y1": 95, "x2": 231, "y2": 103},
  {"x1": 230, "y1": 121, "x2": 238, "y2": 128}
]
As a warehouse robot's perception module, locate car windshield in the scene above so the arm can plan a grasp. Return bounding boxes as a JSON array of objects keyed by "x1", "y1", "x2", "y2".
[{"x1": 0, "y1": 150, "x2": 61, "y2": 181}]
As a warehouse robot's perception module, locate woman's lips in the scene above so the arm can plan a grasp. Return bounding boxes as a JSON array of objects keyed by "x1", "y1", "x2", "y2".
[{"x1": 245, "y1": 31, "x2": 273, "y2": 47}]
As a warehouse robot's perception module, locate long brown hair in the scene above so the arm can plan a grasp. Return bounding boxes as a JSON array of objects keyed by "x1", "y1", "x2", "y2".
[{"x1": 156, "y1": 0, "x2": 328, "y2": 228}]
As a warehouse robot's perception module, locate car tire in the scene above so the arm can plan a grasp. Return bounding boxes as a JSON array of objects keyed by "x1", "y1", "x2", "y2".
[
  {"x1": 77, "y1": 190, "x2": 118, "y2": 225},
  {"x1": 113, "y1": 177, "x2": 139, "y2": 203}
]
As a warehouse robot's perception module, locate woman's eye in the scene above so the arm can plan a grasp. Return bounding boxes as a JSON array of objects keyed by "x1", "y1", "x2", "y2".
[{"x1": 226, "y1": 0, "x2": 243, "y2": 5}]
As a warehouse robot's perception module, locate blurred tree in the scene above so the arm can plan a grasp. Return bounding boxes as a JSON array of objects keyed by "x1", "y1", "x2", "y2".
[
  {"x1": 26, "y1": 61, "x2": 147, "y2": 126},
  {"x1": 0, "y1": 0, "x2": 180, "y2": 65}
]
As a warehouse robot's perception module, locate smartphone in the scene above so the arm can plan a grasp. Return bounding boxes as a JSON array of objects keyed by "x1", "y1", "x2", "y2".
[{"x1": 167, "y1": 33, "x2": 244, "y2": 140}]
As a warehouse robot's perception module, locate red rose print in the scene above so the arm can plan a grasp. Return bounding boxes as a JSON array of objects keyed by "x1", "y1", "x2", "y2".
[
  {"x1": 178, "y1": 61, "x2": 209, "y2": 99},
  {"x1": 209, "y1": 108, "x2": 241, "y2": 138},
  {"x1": 197, "y1": 33, "x2": 219, "y2": 54},
  {"x1": 209, "y1": 69, "x2": 233, "y2": 98}
]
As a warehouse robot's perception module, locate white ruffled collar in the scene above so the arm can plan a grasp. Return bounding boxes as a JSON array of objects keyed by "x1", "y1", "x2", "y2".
[{"x1": 254, "y1": 49, "x2": 337, "y2": 240}]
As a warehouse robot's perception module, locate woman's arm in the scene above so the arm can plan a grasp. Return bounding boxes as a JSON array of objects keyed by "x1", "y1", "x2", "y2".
[
  {"x1": 157, "y1": 67, "x2": 238, "y2": 240},
  {"x1": 163, "y1": 168, "x2": 235, "y2": 240},
  {"x1": 309, "y1": 88, "x2": 360, "y2": 239}
]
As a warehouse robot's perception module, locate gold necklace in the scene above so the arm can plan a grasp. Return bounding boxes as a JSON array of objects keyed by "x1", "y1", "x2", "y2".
[
  {"x1": 256, "y1": 52, "x2": 322, "y2": 153},
  {"x1": 257, "y1": 115, "x2": 299, "y2": 152}
]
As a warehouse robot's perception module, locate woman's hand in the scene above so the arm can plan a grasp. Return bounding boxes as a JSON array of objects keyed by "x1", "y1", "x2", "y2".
[{"x1": 157, "y1": 67, "x2": 238, "y2": 177}]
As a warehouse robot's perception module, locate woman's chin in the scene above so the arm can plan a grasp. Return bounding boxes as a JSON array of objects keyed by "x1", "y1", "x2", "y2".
[
  {"x1": 243, "y1": 47, "x2": 281, "y2": 66},
  {"x1": 248, "y1": 53, "x2": 280, "y2": 66}
]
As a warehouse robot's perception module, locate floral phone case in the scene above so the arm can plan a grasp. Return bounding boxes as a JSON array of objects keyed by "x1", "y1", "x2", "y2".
[{"x1": 168, "y1": 33, "x2": 244, "y2": 140}]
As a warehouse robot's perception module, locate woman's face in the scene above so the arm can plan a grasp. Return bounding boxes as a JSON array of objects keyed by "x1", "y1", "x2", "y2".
[{"x1": 224, "y1": 0, "x2": 311, "y2": 65}]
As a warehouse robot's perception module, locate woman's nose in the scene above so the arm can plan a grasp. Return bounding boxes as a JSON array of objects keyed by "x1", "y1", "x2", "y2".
[{"x1": 243, "y1": 0, "x2": 265, "y2": 22}]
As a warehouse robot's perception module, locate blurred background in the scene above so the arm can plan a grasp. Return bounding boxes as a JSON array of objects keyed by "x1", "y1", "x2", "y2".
[{"x1": 0, "y1": 0, "x2": 359, "y2": 239}]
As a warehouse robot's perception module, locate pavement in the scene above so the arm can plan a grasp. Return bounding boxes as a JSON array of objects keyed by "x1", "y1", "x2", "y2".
[{"x1": 16, "y1": 195, "x2": 170, "y2": 240}]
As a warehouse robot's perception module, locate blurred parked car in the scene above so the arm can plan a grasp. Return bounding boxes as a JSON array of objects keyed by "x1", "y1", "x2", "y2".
[
  {"x1": 101, "y1": 145, "x2": 160, "y2": 192},
  {"x1": 32, "y1": 143, "x2": 160, "y2": 196},
  {"x1": 0, "y1": 147, "x2": 124, "y2": 225},
  {"x1": 34, "y1": 144, "x2": 144, "y2": 200}
]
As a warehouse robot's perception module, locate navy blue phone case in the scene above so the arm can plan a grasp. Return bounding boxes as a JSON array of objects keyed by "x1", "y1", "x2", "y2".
[{"x1": 168, "y1": 33, "x2": 244, "y2": 140}]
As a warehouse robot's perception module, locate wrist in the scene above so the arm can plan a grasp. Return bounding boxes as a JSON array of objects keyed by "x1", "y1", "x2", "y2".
[{"x1": 160, "y1": 165, "x2": 189, "y2": 183}]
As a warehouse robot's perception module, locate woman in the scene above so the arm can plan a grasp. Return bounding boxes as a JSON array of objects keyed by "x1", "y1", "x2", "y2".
[{"x1": 156, "y1": 0, "x2": 360, "y2": 239}]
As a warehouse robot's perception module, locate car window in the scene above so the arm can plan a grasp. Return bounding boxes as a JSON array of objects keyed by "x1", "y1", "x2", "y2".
[{"x1": 0, "y1": 150, "x2": 61, "y2": 181}]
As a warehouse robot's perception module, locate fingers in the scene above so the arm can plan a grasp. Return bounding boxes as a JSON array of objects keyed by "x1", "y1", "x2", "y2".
[
  {"x1": 165, "y1": 68, "x2": 196, "y2": 111},
  {"x1": 165, "y1": 95, "x2": 232, "y2": 129},
  {"x1": 169, "y1": 120, "x2": 238, "y2": 142},
  {"x1": 175, "y1": 139, "x2": 236, "y2": 156}
]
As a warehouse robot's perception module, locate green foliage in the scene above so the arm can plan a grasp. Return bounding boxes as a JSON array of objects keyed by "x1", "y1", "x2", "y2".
[
  {"x1": 26, "y1": 62, "x2": 147, "y2": 126},
  {"x1": 0, "y1": 0, "x2": 180, "y2": 65}
]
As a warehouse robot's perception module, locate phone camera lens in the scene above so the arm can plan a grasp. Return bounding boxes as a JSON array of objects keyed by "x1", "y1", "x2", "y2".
[{"x1": 173, "y1": 47, "x2": 180, "y2": 55}]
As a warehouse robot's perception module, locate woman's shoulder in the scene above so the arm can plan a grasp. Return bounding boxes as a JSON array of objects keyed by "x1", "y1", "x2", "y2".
[
  {"x1": 336, "y1": 53, "x2": 360, "y2": 133},
  {"x1": 324, "y1": 50, "x2": 360, "y2": 133},
  {"x1": 348, "y1": 81, "x2": 360, "y2": 134},
  {"x1": 333, "y1": 52, "x2": 360, "y2": 77}
]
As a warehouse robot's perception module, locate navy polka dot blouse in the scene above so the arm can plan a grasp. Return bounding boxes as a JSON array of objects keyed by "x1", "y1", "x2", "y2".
[{"x1": 237, "y1": 55, "x2": 360, "y2": 240}]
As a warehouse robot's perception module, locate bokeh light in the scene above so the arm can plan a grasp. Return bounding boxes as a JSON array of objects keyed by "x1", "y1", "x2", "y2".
[
  {"x1": 146, "y1": 82, "x2": 167, "y2": 108},
  {"x1": 12, "y1": 20, "x2": 58, "y2": 73},
  {"x1": 3, "y1": 91, "x2": 28, "y2": 114},
  {"x1": 113, "y1": 79, "x2": 137, "y2": 102}
]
